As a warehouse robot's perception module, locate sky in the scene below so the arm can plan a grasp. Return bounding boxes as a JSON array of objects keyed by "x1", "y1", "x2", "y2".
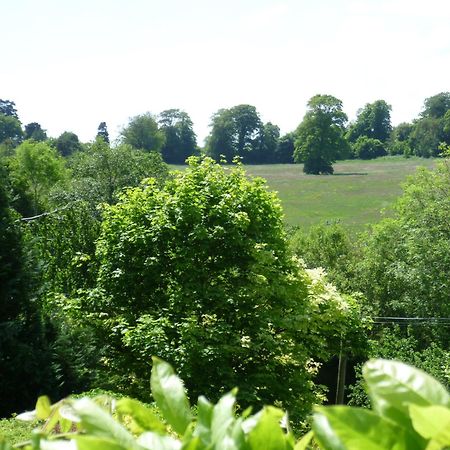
[{"x1": 1, "y1": 0, "x2": 449, "y2": 145}]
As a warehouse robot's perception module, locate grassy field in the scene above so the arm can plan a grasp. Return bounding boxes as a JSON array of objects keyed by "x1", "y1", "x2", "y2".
[{"x1": 243, "y1": 157, "x2": 436, "y2": 231}]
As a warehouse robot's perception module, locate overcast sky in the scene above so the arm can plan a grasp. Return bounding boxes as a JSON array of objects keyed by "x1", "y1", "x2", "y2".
[{"x1": 1, "y1": 0, "x2": 449, "y2": 145}]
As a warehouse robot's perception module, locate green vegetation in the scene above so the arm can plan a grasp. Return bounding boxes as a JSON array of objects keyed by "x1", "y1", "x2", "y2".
[
  {"x1": 1, "y1": 358, "x2": 448, "y2": 450},
  {"x1": 1, "y1": 94, "x2": 449, "y2": 447}
]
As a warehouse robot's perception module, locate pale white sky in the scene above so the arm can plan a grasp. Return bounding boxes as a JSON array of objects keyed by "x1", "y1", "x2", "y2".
[{"x1": 1, "y1": 0, "x2": 449, "y2": 145}]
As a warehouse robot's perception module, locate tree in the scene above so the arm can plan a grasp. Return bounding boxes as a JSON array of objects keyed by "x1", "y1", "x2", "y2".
[
  {"x1": 9, "y1": 140, "x2": 67, "y2": 214},
  {"x1": 121, "y1": 113, "x2": 165, "y2": 152},
  {"x1": 0, "y1": 114, "x2": 23, "y2": 149},
  {"x1": 66, "y1": 138, "x2": 168, "y2": 205},
  {"x1": 96, "y1": 122, "x2": 109, "y2": 143},
  {"x1": 247, "y1": 121, "x2": 279, "y2": 164},
  {"x1": 294, "y1": 94, "x2": 349, "y2": 174},
  {"x1": 205, "y1": 108, "x2": 236, "y2": 161},
  {"x1": 206, "y1": 105, "x2": 263, "y2": 162},
  {"x1": 346, "y1": 100, "x2": 392, "y2": 143},
  {"x1": 421, "y1": 92, "x2": 450, "y2": 119},
  {"x1": 0, "y1": 164, "x2": 54, "y2": 416},
  {"x1": 0, "y1": 99, "x2": 19, "y2": 118},
  {"x1": 354, "y1": 159, "x2": 450, "y2": 339},
  {"x1": 408, "y1": 117, "x2": 444, "y2": 157},
  {"x1": 56, "y1": 131, "x2": 82, "y2": 156},
  {"x1": 275, "y1": 132, "x2": 295, "y2": 163},
  {"x1": 158, "y1": 109, "x2": 197, "y2": 164},
  {"x1": 352, "y1": 136, "x2": 387, "y2": 159},
  {"x1": 88, "y1": 157, "x2": 363, "y2": 420},
  {"x1": 24, "y1": 122, "x2": 47, "y2": 142}
]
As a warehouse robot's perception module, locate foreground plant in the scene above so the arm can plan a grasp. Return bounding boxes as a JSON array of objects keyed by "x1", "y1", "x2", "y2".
[{"x1": 4, "y1": 358, "x2": 449, "y2": 450}]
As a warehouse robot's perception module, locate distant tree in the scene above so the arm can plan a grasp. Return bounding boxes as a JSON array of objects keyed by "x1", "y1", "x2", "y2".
[
  {"x1": 248, "y1": 121, "x2": 279, "y2": 164},
  {"x1": 0, "y1": 114, "x2": 23, "y2": 149},
  {"x1": 206, "y1": 105, "x2": 263, "y2": 162},
  {"x1": 408, "y1": 117, "x2": 443, "y2": 157},
  {"x1": 121, "y1": 113, "x2": 165, "y2": 152},
  {"x1": 294, "y1": 94, "x2": 349, "y2": 174},
  {"x1": 275, "y1": 132, "x2": 295, "y2": 163},
  {"x1": 391, "y1": 122, "x2": 414, "y2": 142},
  {"x1": 347, "y1": 100, "x2": 392, "y2": 143},
  {"x1": 9, "y1": 140, "x2": 67, "y2": 214},
  {"x1": 205, "y1": 108, "x2": 236, "y2": 161},
  {"x1": 66, "y1": 138, "x2": 168, "y2": 205},
  {"x1": 56, "y1": 131, "x2": 82, "y2": 156},
  {"x1": 158, "y1": 109, "x2": 197, "y2": 164},
  {"x1": 96, "y1": 122, "x2": 109, "y2": 143},
  {"x1": 353, "y1": 136, "x2": 387, "y2": 159},
  {"x1": 24, "y1": 122, "x2": 47, "y2": 141},
  {"x1": 420, "y1": 92, "x2": 450, "y2": 119},
  {"x1": 0, "y1": 99, "x2": 19, "y2": 119}
]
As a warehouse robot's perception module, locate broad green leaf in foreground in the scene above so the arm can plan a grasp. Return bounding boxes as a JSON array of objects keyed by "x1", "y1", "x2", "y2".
[
  {"x1": 294, "y1": 430, "x2": 313, "y2": 450},
  {"x1": 363, "y1": 359, "x2": 450, "y2": 427},
  {"x1": 247, "y1": 406, "x2": 287, "y2": 450},
  {"x1": 72, "y1": 398, "x2": 139, "y2": 450},
  {"x1": 409, "y1": 404, "x2": 450, "y2": 449},
  {"x1": 116, "y1": 397, "x2": 166, "y2": 434},
  {"x1": 151, "y1": 357, "x2": 192, "y2": 435},
  {"x1": 36, "y1": 396, "x2": 52, "y2": 420},
  {"x1": 313, "y1": 405, "x2": 417, "y2": 450}
]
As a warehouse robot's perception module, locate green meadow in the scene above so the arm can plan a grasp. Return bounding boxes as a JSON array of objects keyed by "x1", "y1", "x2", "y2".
[{"x1": 243, "y1": 157, "x2": 437, "y2": 231}]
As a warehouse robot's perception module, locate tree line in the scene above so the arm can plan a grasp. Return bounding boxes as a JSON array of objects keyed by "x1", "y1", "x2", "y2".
[{"x1": 1, "y1": 92, "x2": 449, "y2": 173}]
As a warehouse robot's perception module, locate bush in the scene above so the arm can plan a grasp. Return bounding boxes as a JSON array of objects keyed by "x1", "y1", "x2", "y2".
[{"x1": 353, "y1": 136, "x2": 387, "y2": 159}]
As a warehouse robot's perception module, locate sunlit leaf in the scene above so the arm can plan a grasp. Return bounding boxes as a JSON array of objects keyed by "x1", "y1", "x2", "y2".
[
  {"x1": 248, "y1": 406, "x2": 286, "y2": 450},
  {"x1": 409, "y1": 404, "x2": 450, "y2": 448},
  {"x1": 116, "y1": 397, "x2": 165, "y2": 433},
  {"x1": 313, "y1": 405, "x2": 418, "y2": 450},
  {"x1": 151, "y1": 357, "x2": 192, "y2": 436},
  {"x1": 36, "y1": 396, "x2": 52, "y2": 420},
  {"x1": 363, "y1": 359, "x2": 450, "y2": 427}
]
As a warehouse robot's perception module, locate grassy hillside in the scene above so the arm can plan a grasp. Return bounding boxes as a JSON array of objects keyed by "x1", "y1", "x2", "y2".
[{"x1": 244, "y1": 157, "x2": 436, "y2": 231}]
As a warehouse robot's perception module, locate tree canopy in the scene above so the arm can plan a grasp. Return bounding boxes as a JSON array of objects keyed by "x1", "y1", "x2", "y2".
[
  {"x1": 158, "y1": 109, "x2": 197, "y2": 164},
  {"x1": 121, "y1": 113, "x2": 165, "y2": 152},
  {"x1": 347, "y1": 100, "x2": 392, "y2": 143},
  {"x1": 294, "y1": 94, "x2": 349, "y2": 174}
]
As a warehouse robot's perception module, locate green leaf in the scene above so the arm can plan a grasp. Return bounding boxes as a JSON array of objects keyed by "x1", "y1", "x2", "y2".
[
  {"x1": 294, "y1": 431, "x2": 313, "y2": 450},
  {"x1": 363, "y1": 359, "x2": 450, "y2": 427},
  {"x1": 72, "y1": 398, "x2": 139, "y2": 450},
  {"x1": 248, "y1": 406, "x2": 287, "y2": 450},
  {"x1": 210, "y1": 390, "x2": 237, "y2": 446},
  {"x1": 150, "y1": 357, "x2": 192, "y2": 436},
  {"x1": 409, "y1": 404, "x2": 450, "y2": 448},
  {"x1": 75, "y1": 435, "x2": 128, "y2": 450},
  {"x1": 36, "y1": 396, "x2": 52, "y2": 420},
  {"x1": 193, "y1": 396, "x2": 213, "y2": 446},
  {"x1": 137, "y1": 431, "x2": 182, "y2": 450},
  {"x1": 116, "y1": 397, "x2": 165, "y2": 433},
  {"x1": 313, "y1": 405, "x2": 417, "y2": 450}
]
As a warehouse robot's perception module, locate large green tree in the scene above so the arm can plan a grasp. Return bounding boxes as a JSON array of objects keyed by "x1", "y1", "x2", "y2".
[
  {"x1": 206, "y1": 105, "x2": 264, "y2": 162},
  {"x1": 347, "y1": 99, "x2": 392, "y2": 144},
  {"x1": 294, "y1": 95, "x2": 349, "y2": 174},
  {"x1": 55, "y1": 131, "x2": 82, "y2": 157},
  {"x1": 87, "y1": 157, "x2": 363, "y2": 420},
  {"x1": 420, "y1": 91, "x2": 450, "y2": 119},
  {"x1": 121, "y1": 113, "x2": 165, "y2": 152},
  {"x1": 9, "y1": 140, "x2": 67, "y2": 214},
  {"x1": 24, "y1": 122, "x2": 47, "y2": 142},
  {"x1": 158, "y1": 109, "x2": 197, "y2": 164},
  {"x1": 0, "y1": 114, "x2": 23, "y2": 150}
]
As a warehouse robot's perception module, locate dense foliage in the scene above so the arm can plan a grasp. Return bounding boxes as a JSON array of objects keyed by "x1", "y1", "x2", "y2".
[{"x1": 85, "y1": 157, "x2": 364, "y2": 420}]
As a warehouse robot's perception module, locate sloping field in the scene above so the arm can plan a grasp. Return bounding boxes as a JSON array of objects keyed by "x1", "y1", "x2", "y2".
[{"x1": 244, "y1": 157, "x2": 436, "y2": 231}]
